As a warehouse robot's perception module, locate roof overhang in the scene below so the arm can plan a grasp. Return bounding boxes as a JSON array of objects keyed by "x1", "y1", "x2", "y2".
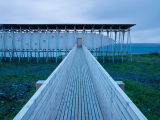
[{"x1": 0, "y1": 24, "x2": 135, "y2": 30}]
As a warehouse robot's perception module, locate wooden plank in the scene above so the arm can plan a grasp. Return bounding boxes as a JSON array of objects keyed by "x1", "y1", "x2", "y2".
[
  {"x1": 82, "y1": 45, "x2": 147, "y2": 120},
  {"x1": 14, "y1": 45, "x2": 77, "y2": 120}
]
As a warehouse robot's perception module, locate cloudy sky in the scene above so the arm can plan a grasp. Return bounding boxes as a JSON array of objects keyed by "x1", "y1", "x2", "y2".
[{"x1": 0, "y1": 0, "x2": 159, "y2": 43}]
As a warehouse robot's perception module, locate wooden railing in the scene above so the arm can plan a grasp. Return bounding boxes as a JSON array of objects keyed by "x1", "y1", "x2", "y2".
[
  {"x1": 13, "y1": 45, "x2": 77, "y2": 120},
  {"x1": 82, "y1": 45, "x2": 147, "y2": 120}
]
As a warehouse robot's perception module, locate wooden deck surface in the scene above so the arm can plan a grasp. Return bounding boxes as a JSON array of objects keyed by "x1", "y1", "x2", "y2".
[{"x1": 55, "y1": 48, "x2": 103, "y2": 120}]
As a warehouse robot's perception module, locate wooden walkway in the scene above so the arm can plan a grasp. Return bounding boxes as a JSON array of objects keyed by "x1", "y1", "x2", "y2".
[
  {"x1": 55, "y1": 48, "x2": 103, "y2": 120},
  {"x1": 13, "y1": 45, "x2": 147, "y2": 120}
]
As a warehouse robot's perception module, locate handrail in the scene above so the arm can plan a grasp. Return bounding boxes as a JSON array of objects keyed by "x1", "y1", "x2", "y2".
[
  {"x1": 82, "y1": 45, "x2": 147, "y2": 120},
  {"x1": 14, "y1": 45, "x2": 77, "y2": 120}
]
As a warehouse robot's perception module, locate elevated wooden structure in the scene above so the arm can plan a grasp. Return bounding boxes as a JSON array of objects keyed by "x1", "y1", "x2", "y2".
[
  {"x1": 14, "y1": 44, "x2": 147, "y2": 120},
  {"x1": 0, "y1": 24, "x2": 135, "y2": 63}
]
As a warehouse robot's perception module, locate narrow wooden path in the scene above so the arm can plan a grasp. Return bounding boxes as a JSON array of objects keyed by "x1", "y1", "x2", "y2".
[
  {"x1": 13, "y1": 45, "x2": 147, "y2": 120},
  {"x1": 55, "y1": 48, "x2": 103, "y2": 120}
]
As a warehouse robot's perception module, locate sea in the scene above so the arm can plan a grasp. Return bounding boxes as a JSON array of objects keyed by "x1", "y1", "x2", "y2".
[
  {"x1": 101, "y1": 43, "x2": 160, "y2": 54},
  {"x1": 122, "y1": 43, "x2": 160, "y2": 54}
]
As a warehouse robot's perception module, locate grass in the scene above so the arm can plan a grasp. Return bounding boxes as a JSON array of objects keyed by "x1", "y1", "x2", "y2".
[
  {"x1": 0, "y1": 61, "x2": 59, "y2": 120},
  {"x1": 0, "y1": 54, "x2": 160, "y2": 119},
  {"x1": 99, "y1": 53, "x2": 160, "y2": 120},
  {"x1": 123, "y1": 80, "x2": 160, "y2": 120}
]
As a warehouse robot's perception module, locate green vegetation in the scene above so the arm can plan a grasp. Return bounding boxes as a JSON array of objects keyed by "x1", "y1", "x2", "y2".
[
  {"x1": 0, "y1": 54, "x2": 160, "y2": 119},
  {"x1": 0, "y1": 61, "x2": 59, "y2": 120},
  {"x1": 99, "y1": 53, "x2": 160, "y2": 120},
  {"x1": 123, "y1": 80, "x2": 160, "y2": 120}
]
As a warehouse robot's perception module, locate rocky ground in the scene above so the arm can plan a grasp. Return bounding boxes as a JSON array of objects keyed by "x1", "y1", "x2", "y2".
[
  {"x1": 0, "y1": 59, "x2": 59, "y2": 120},
  {"x1": 0, "y1": 54, "x2": 160, "y2": 120}
]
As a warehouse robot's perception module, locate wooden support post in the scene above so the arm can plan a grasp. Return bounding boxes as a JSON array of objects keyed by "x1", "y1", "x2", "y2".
[
  {"x1": 120, "y1": 30, "x2": 123, "y2": 62},
  {"x1": 0, "y1": 29, "x2": 3, "y2": 62},
  {"x1": 29, "y1": 29, "x2": 31, "y2": 63},
  {"x1": 21, "y1": 29, "x2": 24, "y2": 62},
  {"x1": 126, "y1": 28, "x2": 129, "y2": 61},
  {"x1": 27, "y1": 50, "x2": 29, "y2": 62},
  {"x1": 30, "y1": 51, "x2": 32, "y2": 61},
  {"x1": 52, "y1": 49, "x2": 54, "y2": 61},
  {"x1": 109, "y1": 30, "x2": 111, "y2": 62},
  {"x1": 2, "y1": 31, "x2": 6, "y2": 62},
  {"x1": 36, "y1": 80, "x2": 45, "y2": 91},
  {"x1": 129, "y1": 28, "x2": 132, "y2": 62},
  {"x1": 74, "y1": 25, "x2": 76, "y2": 46},
  {"x1": 118, "y1": 28, "x2": 121, "y2": 61},
  {"x1": 105, "y1": 31, "x2": 108, "y2": 62},
  {"x1": 100, "y1": 30, "x2": 102, "y2": 62},
  {"x1": 0, "y1": 51, "x2": 2, "y2": 62},
  {"x1": 43, "y1": 50, "x2": 44, "y2": 60},
  {"x1": 111, "y1": 30, "x2": 114, "y2": 63},
  {"x1": 113, "y1": 31, "x2": 117, "y2": 63},
  {"x1": 9, "y1": 51, "x2": 11, "y2": 63},
  {"x1": 116, "y1": 81, "x2": 125, "y2": 91},
  {"x1": 35, "y1": 50, "x2": 36, "y2": 62},
  {"x1": 65, "y1": 26, "x2": 67, "y2": 56},
  {"x1": 22, "y1": 51, "x2": 24, "y2": 62},
  {"x1": 11, "y1": 30, "x2": 14, "y2": 62},
  {"x1": 23, "y1": 52, "x2": 25, "y2": 61},
  {"x1": 56, "y1": 27, "x2": 58, "y2": 64},
  {"x1": 37, "y1": 29, "x2": 40, "y2": 64},
  {"x1": 21, "y1": 29, "x2": 23, "y2": 63},
  {"x1": 83, "y1": 25, "x2": 85, "y2": 47},
  {"x1": 46, "y1": 28, "x2": 49, "y2": 63},
  {"x1": 92, "y1": 26, "x2": 94, "y2": 56},
  {"x1": 96, "y1": 48, "x2": 97, "y2": 56},
  {"x1": 101, "y1": 26, "x2": 104, "y2": 63},
  {"x1": 121, "y1": 31, "x2": 125, "y2": 63}
]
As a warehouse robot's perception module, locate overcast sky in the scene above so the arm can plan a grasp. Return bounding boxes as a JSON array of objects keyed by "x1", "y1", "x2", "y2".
[{"x1": 0, "y1": 0, "x2": 159, "y2": 43}]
